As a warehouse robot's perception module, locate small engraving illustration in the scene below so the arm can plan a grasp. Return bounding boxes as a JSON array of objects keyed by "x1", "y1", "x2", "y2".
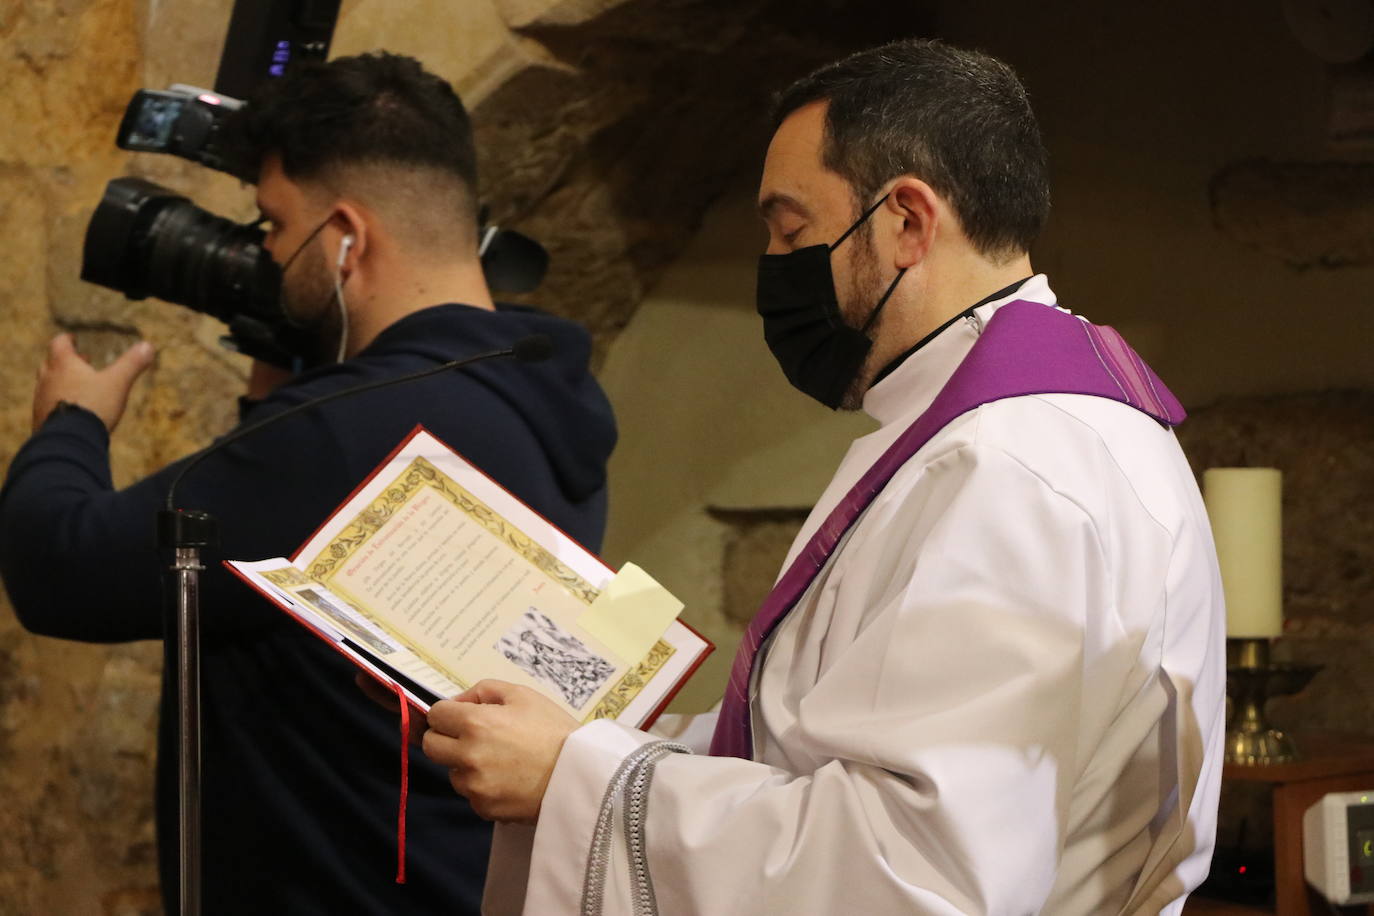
[{"x1": 496, "y1": 610, "x2": 614, "y2": 710}]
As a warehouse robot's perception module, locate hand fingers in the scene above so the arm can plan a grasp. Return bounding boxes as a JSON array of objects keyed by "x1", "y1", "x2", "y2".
[
  {"x1": 406, "y1": 706, "x2": 429, "y2": 746},
  {"x1": 354, "y1": 672, "x2": 401, "y2": 712},
  {"x1": 47, "y1": 333, "x2": 77, "y2": 363},
  {"x1": 421, "y1": 727, "x2": 466, "y2": 768},
  {"x1": 456, "y1": 678, "x2": 517, "y2": 705},
  {"x1": 428, "y1": 696, "x2": 481, "y2": 736},
  {"x1": 106, "y1": 340, "x2": 155, "y2": 388},
  {"x1": 443, "y1": 765, "x2": 493, "y2": 819},
  {"x1": 43, "y1": 333, "x2": 83, "y2": 374},
  {"x1": 353, "y1": 675, "x2": 429, "y2": 744},
  {"x1": 427, "y1": 741, "x2": 506, "y2": 822}
]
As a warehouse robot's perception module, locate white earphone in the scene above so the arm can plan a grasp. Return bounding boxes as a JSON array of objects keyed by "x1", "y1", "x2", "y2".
[
  {"x1": 333, "y1": 234, "x2": 355, "y2": 364},
  {"x1": 337, "y1": 234, "x2": 354, "y2": 268}
]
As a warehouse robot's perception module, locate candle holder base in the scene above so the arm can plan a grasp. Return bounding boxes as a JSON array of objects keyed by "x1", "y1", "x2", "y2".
[
  {"x1": 1225, "y1": 716, "x2": 1302, "y2": 767},
  {"x1": 1225, "y1": 639, "x2": 1321, "y2": 766}
]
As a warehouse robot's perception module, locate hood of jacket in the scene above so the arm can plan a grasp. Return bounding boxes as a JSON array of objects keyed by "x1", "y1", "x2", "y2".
[{"x1": 349, "y1": 303, "x2": 616, "y2": 503}]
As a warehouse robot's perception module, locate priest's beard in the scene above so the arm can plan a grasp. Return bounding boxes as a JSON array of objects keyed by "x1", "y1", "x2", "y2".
[
  {"x1": 835, "y1": 226, "x2": 888, "y2": 412},
  {"x1": 281, "y1": 240, "x2": 346, "y2": 366}
]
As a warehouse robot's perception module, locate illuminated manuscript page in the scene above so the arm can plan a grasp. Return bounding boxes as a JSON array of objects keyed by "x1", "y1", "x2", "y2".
[
  {"x1": 300, "y1": 456, "x2": 633, "y2": 720},
  {"x1": 231, "y1": 430, "x2": 702, "y2": 726}
]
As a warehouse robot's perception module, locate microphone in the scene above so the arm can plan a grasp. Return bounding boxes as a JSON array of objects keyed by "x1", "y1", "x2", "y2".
[{"x1": 164, "y1": 333, "x2": 554, "y2": 512}]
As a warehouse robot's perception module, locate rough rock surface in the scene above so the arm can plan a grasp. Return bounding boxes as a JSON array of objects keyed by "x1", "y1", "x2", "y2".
[
  {"x1": 473, "y1": 0, "x2": 924, "y2": 364},
  {"x1": 1178, "y1": 391, "x2": 1374, "y2": 730},
  {"x1": 710, "y1": 508, "x2": 809, "y2": 627},
  {"x1": 0, "y1": 2, "x2": 167, "y2": 911},
  {"x1": 1211, "y1": 160, "x2": 1374, "y2": 269},
  {"x1": 0, "y1": 0, "x2": 913, "y2": 909},
  {"x1": 5, "y1": 0, "x2": 1374, "y2": 908}
]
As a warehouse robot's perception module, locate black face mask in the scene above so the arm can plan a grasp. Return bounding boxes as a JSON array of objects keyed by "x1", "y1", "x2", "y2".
[{"x1": 756, "y1": 194, "x2": 907, "y2": 409}]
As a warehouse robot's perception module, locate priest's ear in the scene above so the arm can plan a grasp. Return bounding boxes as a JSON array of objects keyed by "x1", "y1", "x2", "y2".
[{"x1": 886, "y1": 177, "x2": 942, "y2": 270}]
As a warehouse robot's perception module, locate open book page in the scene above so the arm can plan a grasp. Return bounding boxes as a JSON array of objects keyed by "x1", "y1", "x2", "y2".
[
  {"x1": 230, "y1": 557, "x2": 462, "y2": 711},
  {"x1": 233, "y1": 427, "x2": 708, "y2": 727}
]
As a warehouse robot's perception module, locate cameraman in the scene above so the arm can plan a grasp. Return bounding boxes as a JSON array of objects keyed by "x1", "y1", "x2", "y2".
[{"x1": 0, "y1": 52, "x2": 616, "y2": 914}]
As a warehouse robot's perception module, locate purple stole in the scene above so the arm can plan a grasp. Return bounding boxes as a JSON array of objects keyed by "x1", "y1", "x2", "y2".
[{"x1": 708, "y1": 300, "x2": 1187, "y2": 759}]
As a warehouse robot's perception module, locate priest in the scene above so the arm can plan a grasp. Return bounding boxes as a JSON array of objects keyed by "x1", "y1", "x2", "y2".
[{"x1": 420, "y1": 39, "x2": 1226, "y2": 915}]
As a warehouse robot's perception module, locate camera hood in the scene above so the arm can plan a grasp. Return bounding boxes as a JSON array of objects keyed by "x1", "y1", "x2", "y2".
[{"x1": 81, "y1": 177, "x2": 186, "y2": 298}]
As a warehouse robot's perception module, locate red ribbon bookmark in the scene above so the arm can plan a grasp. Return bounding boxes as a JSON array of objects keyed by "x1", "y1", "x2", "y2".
[{"x1": 393, "y1": 683, "x2": 410, "y2": 884}]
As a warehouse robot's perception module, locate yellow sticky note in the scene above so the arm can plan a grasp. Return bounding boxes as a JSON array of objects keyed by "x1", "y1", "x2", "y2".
[{"x1": 580, "y1": 563, "x2": 683, "y2": 663}]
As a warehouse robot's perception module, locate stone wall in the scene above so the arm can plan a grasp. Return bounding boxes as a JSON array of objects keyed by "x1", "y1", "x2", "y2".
[
  {"x1": 467, "y1": 0, "x2": 924, "y2": 364},
  {"x1": 0, "y1": 0, "x2": 909, "y2": 909},
  {"x1": 1, "y1": 2, "x2": 217, "y2": 913},
  {"x1": 1177, "y1": 392, "x2": 1374, "y2": 734},
  {"x1": 5, "y1": 0, "x2": 1374, "y2": 910}
]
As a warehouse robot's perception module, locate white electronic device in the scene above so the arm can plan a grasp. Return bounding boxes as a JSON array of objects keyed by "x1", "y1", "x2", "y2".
[{"x1": 1304, "y1": 790, "x2": 1374, "y2": 904}]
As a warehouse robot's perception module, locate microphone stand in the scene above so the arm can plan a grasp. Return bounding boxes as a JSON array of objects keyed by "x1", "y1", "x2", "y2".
[
  {"x1": 158, "y1": 508, "x2": 214, "y2": 916},
  {"x1": 155, "y1": 335, "x2": 550, "y2": 915}
]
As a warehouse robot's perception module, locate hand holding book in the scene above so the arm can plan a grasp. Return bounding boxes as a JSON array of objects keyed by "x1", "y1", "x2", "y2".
[{"x1": 424, "y1": 680, "x2": 579, "y2": 824}]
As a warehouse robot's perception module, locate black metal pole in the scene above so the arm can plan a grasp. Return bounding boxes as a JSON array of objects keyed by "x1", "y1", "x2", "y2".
[{"x1": 159, "y1": 509, "x2": 216, "y2": 916}]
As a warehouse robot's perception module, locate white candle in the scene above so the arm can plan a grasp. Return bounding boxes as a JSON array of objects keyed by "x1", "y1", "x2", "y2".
[{"x1": 1203, "y1": 468, "x2": 1283, "y2": 638}]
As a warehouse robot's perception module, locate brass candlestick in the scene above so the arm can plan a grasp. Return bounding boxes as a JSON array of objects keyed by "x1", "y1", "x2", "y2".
[{"x1": 1225, "y1": 637, "x2": 1321, "y2": 766}]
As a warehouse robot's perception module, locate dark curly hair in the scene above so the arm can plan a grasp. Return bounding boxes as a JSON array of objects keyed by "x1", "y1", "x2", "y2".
[
  {"x1": 775, "y1": 39, "x2": 1050, "y2": 260},
  {"x1": 225, "y1": 51, "x2": 478, "y2": 231}
]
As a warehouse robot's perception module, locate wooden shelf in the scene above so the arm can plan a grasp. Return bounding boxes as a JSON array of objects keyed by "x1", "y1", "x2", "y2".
[
  {"x1": 1223, "y1": 733, "x2": 1374, "y2": 784},
  {"x1": 1214, "y1": 732, "x2": 1374, "y2": 916}
]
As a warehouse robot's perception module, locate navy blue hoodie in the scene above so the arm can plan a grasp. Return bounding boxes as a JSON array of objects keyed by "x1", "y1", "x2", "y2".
[{"x1": 0, "y1": 304, "x2": 617, "y2": 914}]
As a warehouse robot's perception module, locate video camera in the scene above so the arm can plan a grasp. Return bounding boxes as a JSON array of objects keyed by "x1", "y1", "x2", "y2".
[{"x1": 81, "y1": 0, "x2": 549, "y2": 369}]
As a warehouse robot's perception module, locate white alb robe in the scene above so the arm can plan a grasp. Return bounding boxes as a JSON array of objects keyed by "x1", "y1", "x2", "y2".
[{"x1": 484, "y1": 276, "x2": 1226, "y2": 915}]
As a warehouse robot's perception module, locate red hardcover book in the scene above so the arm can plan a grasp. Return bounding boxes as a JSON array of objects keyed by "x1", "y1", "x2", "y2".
[{"x1": 227, "y1": 425, "x2": 711, "y2": 728}]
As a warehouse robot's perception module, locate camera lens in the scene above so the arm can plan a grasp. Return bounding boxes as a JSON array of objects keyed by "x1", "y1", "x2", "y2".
[
  {"x1": 82, "y1": 177, "x2": 281, "y2": 324},
  {"x1": 142, "y1": 199, "x2": 279, "y2": 323}
]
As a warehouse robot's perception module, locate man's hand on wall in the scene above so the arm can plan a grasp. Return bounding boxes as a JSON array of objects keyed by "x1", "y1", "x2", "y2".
[
  {"x1": 422, "y1": 680, "x2": 579, "y2": 824},
  {"x1": 32, "y1": 334, "x2": 155, "y2": 433}
]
